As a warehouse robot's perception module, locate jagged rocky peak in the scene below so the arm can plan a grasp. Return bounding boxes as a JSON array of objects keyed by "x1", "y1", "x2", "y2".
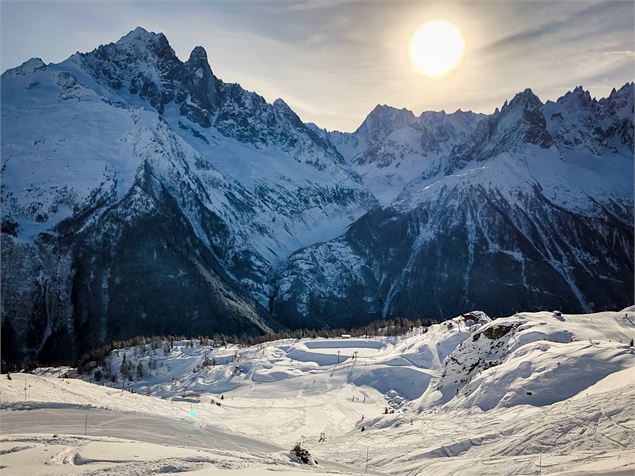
[
  {"x1": 115, "y1": 26, "x2": 170, "y2": 50},
  {"x1": 272, "y1": 97, "x2": 290, "y2": 109},
  {"x1": 185, "y1": 45, "x2": 214, "y2": 76},
  {"x1": 417, "y1": 108, "x2": 485, "y2": 133},
  {"x1": 542, "y1": 83, "x2": 634, "y2": 152},
  {"x1": 2, "y1": 57, "x2": 46, "y2": 77},
  {"x1": 111, "y1": 26, "x2": 179, "y2": 67},
  {"x1": 597, "y1": 82, "x2": 634, "y2": 149},
  {"x1": 180, "y1": 45, "x2": 220, "y2": 124},
  {"x1": 447, "y1": 88, "x2": 552, "y2": 169},
  {"x1": 600, "y1": 81, "x2": 634, "y2": 118},
  {"x1": 74, "y1": 27, "x2": 347, "y2": 156},
  {"x1": 355, "y1": 104, "x2": 416, "y2": 142},
  {"x1": 118, "y1": 25, "x2": 154, "y2": 40},
  {"x1": 184, "y1": 45, "x2": 216, "y2": 84},
  {"x1": 608, "y1": 81, "x2": 635, "y2": 98},
  {"x1": 571, "y1": 84, "x2": 592, "y2": 100},
  {"x1": 189, "y1": 45, "x2": 208, "y2": 62},
  {"x1": 552, "y1": 85, "x2": 594, "y2": 112},
  {"x1": 501, "y1": 88, "x2": 543, "y2": 113},
  {"x1": 272, "y1": 98, "x2": 303, "y2": 125},
  {"x1": 496, "y1": 88, "x2": 552, "y2": 148},
  {"x1": 544, "y1": 87, "x2": 597, "y2": 148},
  {"x1": 80, "y1": 26, "x2": 182, "y2": 112}
]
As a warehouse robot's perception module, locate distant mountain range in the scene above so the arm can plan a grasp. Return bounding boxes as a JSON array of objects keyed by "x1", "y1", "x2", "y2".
[{"x1": 2, "y1": 27, "x2": 632, "y2": 363}]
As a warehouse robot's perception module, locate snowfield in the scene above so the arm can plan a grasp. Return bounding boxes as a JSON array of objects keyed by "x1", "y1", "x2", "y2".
[{"x1": 1, "y1": 308, "x2": 634, "y2": 475}]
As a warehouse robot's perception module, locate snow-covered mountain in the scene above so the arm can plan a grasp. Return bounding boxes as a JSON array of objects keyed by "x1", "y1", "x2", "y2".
[
  {"x1": 1, "y1": 28, "x2": 376, "y2": 363},
  {"x1": 324, "y1": 105, "x2": 486, "y2": 204},
  {"x1": 2, "y1": 27, "x2": 633, "y2": 363},
  {"x1": 271, "y1": 85, "x2": 634, "y2": 328}
]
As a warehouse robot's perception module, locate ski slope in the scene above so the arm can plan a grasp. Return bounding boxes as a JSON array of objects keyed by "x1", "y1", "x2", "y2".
[{"x1": 1, "y1": 309, "x2": 634, "y2": 475}]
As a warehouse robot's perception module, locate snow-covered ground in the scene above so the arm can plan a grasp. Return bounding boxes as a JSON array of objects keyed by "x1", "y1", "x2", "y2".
[{"x1": 2, "y1": 309, "x2": 634, "y2": 475}]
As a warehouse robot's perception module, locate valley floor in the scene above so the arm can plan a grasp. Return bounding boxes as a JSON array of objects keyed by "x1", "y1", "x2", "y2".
[{"x1": 1, "y1": 310, "x2": 634, "y2": 475}]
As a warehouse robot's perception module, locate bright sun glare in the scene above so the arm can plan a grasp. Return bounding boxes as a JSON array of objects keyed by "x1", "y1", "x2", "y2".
[{"x1": 409, "y1": 20, "x2": 465, "y2": 78}]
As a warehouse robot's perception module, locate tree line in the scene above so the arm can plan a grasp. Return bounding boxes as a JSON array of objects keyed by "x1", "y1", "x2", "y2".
[{"x1": 3, "y1": 317, "x2": 436, "y2": 374}]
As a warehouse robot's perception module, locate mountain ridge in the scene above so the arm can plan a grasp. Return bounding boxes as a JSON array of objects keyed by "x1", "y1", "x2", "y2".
[
  {"x1": 1, "y1": 27, "x2": 632, "y2": 363},
  {"x1": 270, "y1": 81, "x2": 633, "y2": 327}
]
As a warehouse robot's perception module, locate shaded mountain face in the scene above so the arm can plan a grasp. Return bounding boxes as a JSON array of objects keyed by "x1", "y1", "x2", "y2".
[
  {"x1": 1, "y1": 28, "x2": 376, "y2": 363},
  {"x1": 271, "y1": 85, "x2": 634, "y2": 328},
  {"x1": 1, "y1": 27, "x2": 633, "y2": 363}
]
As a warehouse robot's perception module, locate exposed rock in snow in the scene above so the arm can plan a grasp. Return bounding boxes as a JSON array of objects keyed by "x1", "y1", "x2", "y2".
[{"x1": 2, "y1": 57, "x2": 46, "y2": 78}]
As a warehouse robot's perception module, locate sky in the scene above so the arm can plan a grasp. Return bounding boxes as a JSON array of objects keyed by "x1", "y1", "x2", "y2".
[{"x1": 2, "y1": 0, "x2": 634, "y2": 131}]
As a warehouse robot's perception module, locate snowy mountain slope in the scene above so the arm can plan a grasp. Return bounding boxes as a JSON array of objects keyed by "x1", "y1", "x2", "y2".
[
  {"x1": 272, "y1": 85, "x2": 634, "y2": 326},
  {"x1": 1, "y1": 28, "x2": 377, "y2": 363},
  {"x1": 1, "y1": 88, "x2": 272, "y2": 363},
  {"x1": 419, "y1": 310, "x2": 635, "y2": 410},
  {"x1": 2, "y1": 308, "x2": 633, "y2": 475}
]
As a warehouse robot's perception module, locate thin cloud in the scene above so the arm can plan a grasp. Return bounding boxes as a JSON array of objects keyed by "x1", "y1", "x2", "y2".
[{"x1": 478, "y1": 2, "x2": 631, "y2": 56}]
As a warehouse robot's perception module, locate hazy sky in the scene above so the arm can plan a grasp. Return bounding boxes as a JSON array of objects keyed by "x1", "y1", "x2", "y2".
[{"x1": 2, "y1": 0, "x2": 633, "y2": 131}]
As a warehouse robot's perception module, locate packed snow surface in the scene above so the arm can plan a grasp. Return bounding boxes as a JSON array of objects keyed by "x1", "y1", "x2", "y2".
[{"x1": 2, "y1": 309, "x2": 634, "y2": 475}]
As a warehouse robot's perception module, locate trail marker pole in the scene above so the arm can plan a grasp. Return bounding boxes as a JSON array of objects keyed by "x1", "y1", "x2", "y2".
[
  {"x1": 24, "y1": 380, "x2": 27, "y2": 402},
  {"x1": 84, "y1": 412, "x2": 88, "y2": 436}
]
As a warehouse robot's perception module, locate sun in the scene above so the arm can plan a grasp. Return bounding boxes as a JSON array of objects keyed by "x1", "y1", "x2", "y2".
[{"x1": 409, "y1": 20, "x2": 465, "y2": 78}]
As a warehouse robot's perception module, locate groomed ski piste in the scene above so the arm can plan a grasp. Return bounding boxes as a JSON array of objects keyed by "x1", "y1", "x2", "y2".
[{"x1": 1, "y1": 308, "x2": 634, "y2": 475}]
